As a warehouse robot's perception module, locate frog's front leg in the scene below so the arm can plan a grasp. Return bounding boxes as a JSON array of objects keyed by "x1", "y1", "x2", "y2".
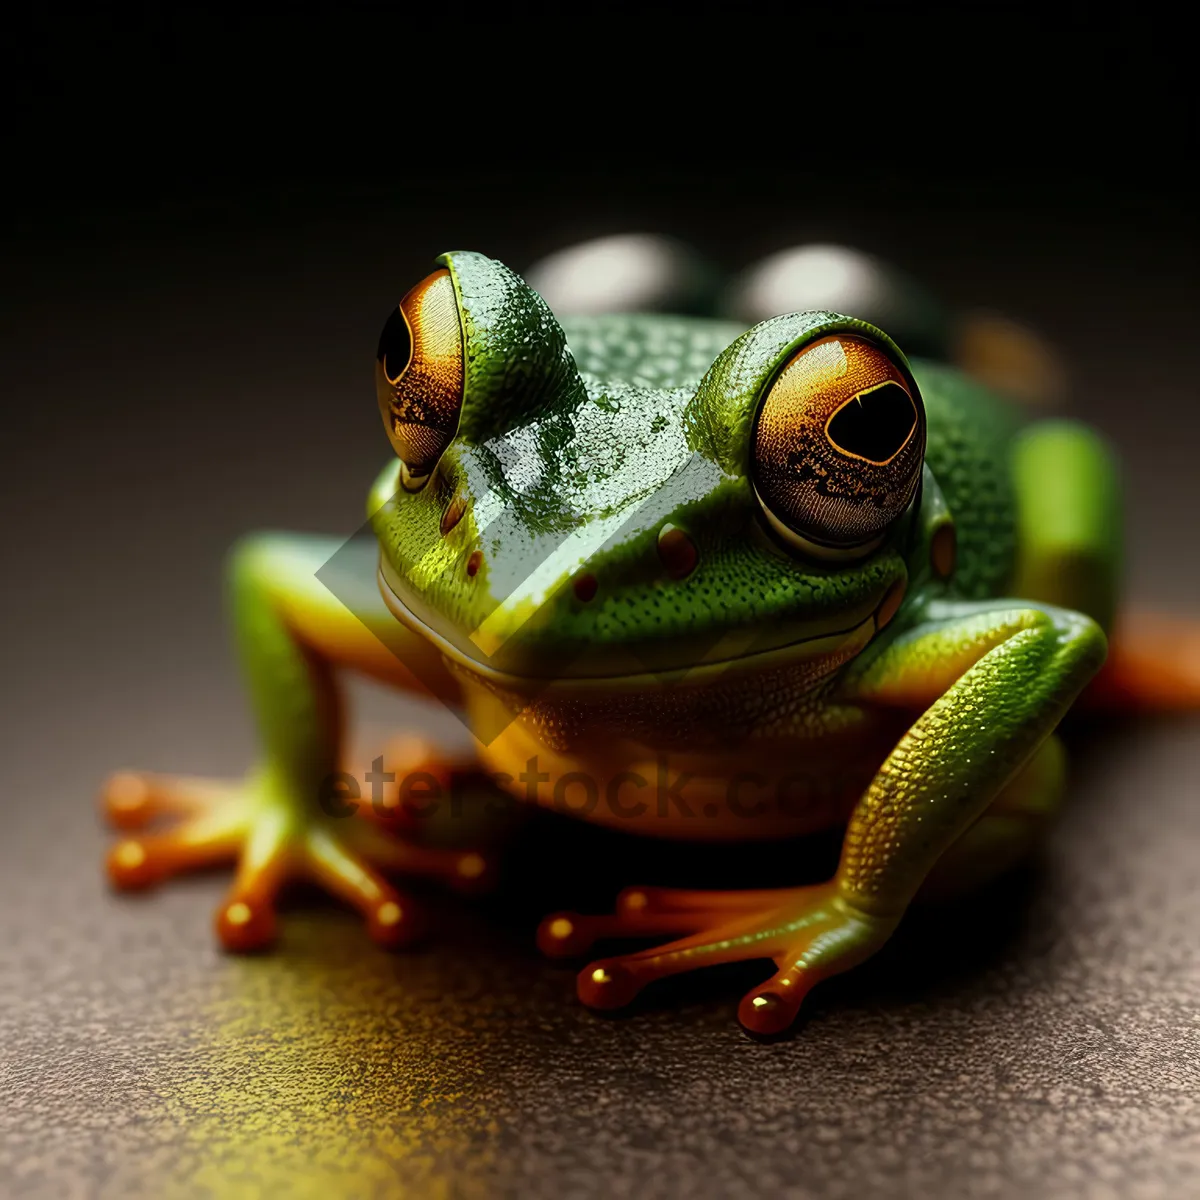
[
  {"x1": 101, "y1": 533, "x2": 491, "y2": 950},
  {"x1": 541, "y1": 600, "x2": 1105, "y2": 1034}
]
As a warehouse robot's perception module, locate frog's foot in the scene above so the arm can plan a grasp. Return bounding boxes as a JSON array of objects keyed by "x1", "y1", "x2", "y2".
[
  {"x1": 538, "y1": 884, "x2": 894, "y2": 1035},
  {"x1": 101, "y1": 769, "x2": 492, "y2": 951}
]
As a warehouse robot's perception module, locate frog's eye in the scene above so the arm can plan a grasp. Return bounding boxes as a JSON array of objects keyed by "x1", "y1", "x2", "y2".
[
  {"x1": 752, "y1": 334, "x2": 925, "y2": 559},
  {"x1": 375, "y1": 268, "x2": 464, "y2": 491}
]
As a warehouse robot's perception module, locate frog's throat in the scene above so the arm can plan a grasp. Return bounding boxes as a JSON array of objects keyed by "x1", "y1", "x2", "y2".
[{"x1": 376, "y1": 555, "x2": 882, "y2": 694}]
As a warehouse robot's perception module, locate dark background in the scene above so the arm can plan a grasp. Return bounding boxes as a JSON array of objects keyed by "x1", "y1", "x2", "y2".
[{"x1": 3, "y1": 5, "x2": 1197, "y2": 1197}]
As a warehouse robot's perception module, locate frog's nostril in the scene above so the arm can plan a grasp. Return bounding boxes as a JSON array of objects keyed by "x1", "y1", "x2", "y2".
[{"x1": 466, "y1": 550, "x2": 483, "y2": 578}]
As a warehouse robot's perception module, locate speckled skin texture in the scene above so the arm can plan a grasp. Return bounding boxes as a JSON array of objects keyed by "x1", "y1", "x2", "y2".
[
  {"x1": 838, "y1": 605, "x2": 1103, "y2": 908},
  {"x1": 371, "y1": 287, "x2": 1015, "y2": 670},
  {"x1": 916, "y1": 362, "x2": 1021, "y2": 600},
  {"x1": 3, "y1": 199, "x2": 1197, "y2": 1195},
  {"x1": 443, "y1": 250, "x2": 585, "y2": 443},
  {"x1": 82, "y1": 244, "x2": 1126, "y2": 1040},
  {"x1": 370, "y1": 311, "x2": 915, "y2": 669}
]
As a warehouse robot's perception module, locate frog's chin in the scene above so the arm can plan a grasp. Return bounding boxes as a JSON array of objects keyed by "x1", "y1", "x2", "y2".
[{"x1": 377, "y1": 554, "x2": 886, "y2": 695}]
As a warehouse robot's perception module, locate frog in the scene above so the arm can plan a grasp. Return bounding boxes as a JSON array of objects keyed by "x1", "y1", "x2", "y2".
[{"x1": 101, "y1": 244, "x2": 1198, "y2": 1035}]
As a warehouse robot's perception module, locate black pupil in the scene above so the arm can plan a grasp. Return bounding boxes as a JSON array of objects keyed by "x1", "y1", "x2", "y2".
[
  {"x1": 827, "y1": 383, "x2": 916, "y2": 464},
  {"x1": 377, "y1": 306, "x2": 412, "y2": 381}
]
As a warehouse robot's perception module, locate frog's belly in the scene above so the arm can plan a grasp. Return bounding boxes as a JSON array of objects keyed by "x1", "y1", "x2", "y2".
[{"x1": 469, "y1": 689, "x2": 904, "y2": 843}]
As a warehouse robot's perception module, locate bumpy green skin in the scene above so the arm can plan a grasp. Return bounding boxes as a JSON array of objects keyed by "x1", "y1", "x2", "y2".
[
  {"x1": 438, "y1": 251, "x2": 587, "y2": 443},
  {"x1": 367, "y1": 252, "x2": 1114, "y2": 1015},
  {"x1": 370, "y1": 304, "x2": 915, "y2": 668},
  {"x1": 369, "y1": 256, "x2": 1073, "y2": 675},
  {"x1": 166, "y1": 250, "x2": 1121, "y2": 1030}
]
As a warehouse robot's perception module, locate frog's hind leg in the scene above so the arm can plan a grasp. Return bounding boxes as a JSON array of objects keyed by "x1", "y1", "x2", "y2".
[
  {"x1": 1012, "y1": 420, "x2": 1200, "y2": 711},
  {"x1": 1011, "y1": 420, "x2": 1122, "y2": 634}
]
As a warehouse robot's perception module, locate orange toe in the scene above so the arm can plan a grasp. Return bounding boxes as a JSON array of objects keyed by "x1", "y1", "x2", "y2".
[
  {"x1": 537, "y1": 912, "x2": 597, "y2": 959},
  {"x1": 106, "y1": 839, "x2": 162, "y2": 889},
  {"x1": 577, "y1": 961, "x2": 641, "y2": 1010},
  {"x1": 365, "y1": 896, "x2": 423, "y2": 949},
  {"x1": 102, "y1": 773, "x2": 156, "y2": 829},
  {"x1": 447, "y1": 850, "x2": 494, "y2": 895},
  {"x1": 215, "y1": 896, "x2": 278, "y2": 952},
  {"x1": 738, "y1": 988, "x2": 802, "y2": 1036}
]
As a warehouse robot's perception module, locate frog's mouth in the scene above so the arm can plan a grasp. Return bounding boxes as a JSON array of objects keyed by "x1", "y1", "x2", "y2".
[{"x1": 377, "y1": 555, "x2": 890, "y2": 694}]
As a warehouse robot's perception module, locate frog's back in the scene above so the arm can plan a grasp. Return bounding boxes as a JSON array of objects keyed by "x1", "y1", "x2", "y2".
[
  {"x1": 562, "y1": 313, "x2": 745, "y2": 390},
  {"x1": 561, "y1": 312, "x2": 1025, "y2": 603}
]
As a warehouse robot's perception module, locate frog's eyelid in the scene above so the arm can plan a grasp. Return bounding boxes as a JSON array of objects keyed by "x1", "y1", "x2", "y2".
[
  {"x1": 753, "y1": 487, "x2": 885, "y2": 562},
  {"x1": 754, "y1": 481, "x2": 925, "y2": 568}
]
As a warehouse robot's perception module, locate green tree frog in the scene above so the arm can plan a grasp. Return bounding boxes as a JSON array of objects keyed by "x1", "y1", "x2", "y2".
[{"x1": 101, "y1": 244, "x2": 1197, "y2": 1035}]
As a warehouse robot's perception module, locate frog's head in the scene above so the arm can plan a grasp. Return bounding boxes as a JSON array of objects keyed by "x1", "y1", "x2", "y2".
[{"x1": 370, "y1": 251, "x2": 936, "y2": 692}]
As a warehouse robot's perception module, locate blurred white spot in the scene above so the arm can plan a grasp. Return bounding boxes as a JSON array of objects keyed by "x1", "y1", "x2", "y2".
[
  {"x1": 524, "y1": 234, "x2": 699, "y2": 315},
  {"x1": 730, "y1": 244, "x2": 882, "y2": 320}
]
